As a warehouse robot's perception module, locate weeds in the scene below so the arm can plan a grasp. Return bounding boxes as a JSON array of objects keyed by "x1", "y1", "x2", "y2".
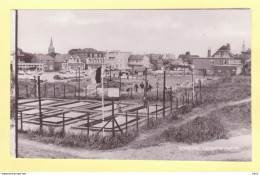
[{"x1": 161, "y1": 116, "x2": 228, "y2": 144}]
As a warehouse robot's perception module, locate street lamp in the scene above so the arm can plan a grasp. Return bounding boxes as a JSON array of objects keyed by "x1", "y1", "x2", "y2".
[{"x1": 156, "y1": 79, "x2": 159, "y2": 101}]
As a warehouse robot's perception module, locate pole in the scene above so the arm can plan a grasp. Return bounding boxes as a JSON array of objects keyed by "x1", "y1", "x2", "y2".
[
  {"x1": 131, "y1": 87, "x2": 132, "y2": 98},
  {"x1": 119, "y1": 70, "x2": 121, "y2": 92},
  {"x1": 200, "y1": 80, "x2": 202, "y2": 104},
  {"x1": 170, "y1": 87, "x2": 173, "y2": 113},
  {"x1": 38, "y1": 76, "x2": 42, "y2": 133},
  {"x1": 163, "y1": 70, "x2": 166, "y2": 116},
  {"x1": 156, "y1": 82, "x2": 159, "y2": 101},
  {"x1": 78, "y1": 67, "x2": 80, "y2": 100},
  {"x1": 132, "y1": 67, "x2": 134, "y2": 79},
  {"x1": 54, "y1": 84, "x2": 55, "y2": 98},
  {"x1": 125, "y1": 113, "x2": 128, "y2": 134},
  {"x1": 192, "y1": 66, "x2": 194, "y2": 107},
  {"x1": 110, "y1": 65, "x2": 112, "y2": 82},
  {"x1": 156, "y1": 104, "x2": 158, "y2": 119},
  {"x1": 14, "y1": 9, "x2": 19, "y2": 158},
  {"x1": 20, "y1": 111, "x2": 23, "y2": 131},
  {"x1": 147, "y1": 106, "x2": 149, "y2": 127},
  {"x1": 87, "y1": 115, "x2": 90, "y2": 135},
  {"x1": 101, "y1": 65, "x2": 105, "y2": 135},
  {"x1": 136, "y1": 110, "x2": 139, "y2": 131},
  {"x1": 62, "y1": 113, "x2": 65, "y2": 134},
  {"x1": 45, "y1": 83, "x2": 47, "y2": 97},
  {"x1": 112, "y1": 98, "x2": 115, "y2": 137},
  {"x1": 26, "y1": 84, "x2": 29, "y2": 98},
  {"x1": 63, "y1": 85, "x2": 65, "y2": 99}
]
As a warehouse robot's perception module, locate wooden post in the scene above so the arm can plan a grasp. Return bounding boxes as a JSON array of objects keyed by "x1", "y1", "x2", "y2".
[
  {"x1": 62, "y1": 113, "x2": 65, "y2": 134},
  {"x1": 156, "y1": 104, "x2": 158, "y2": 119},
  {"x1": 196, "y1": 91, "x2": 198, "y2": 106},
  {"x1": 125, "y1": 113, "x2": 128, "y2": 134},
  {"x1": 63, "y1": 85, "x2": 66, "y2": 99},
  {"x1": 119, "y1": 70, "x2": 121, "y2": 92},
  {"x1": 87, "y1": 115, "x2": 90, "y2": 135},
  {"x1": 156, "y1": 82, "x2": 159, "y2": 101},
  {"x1": 200, "y1": 80, "x2": 202, "y2": 104},
  {"x1": 147, "y1": 106, "x2": 150, "y2": 127},
  {"x1": 183, "y1": 95, "x2": 184, "y2": 106},
  {"x1": 131, "y1": 87, "x2": 133, "y2": 98},
  {"x1": 54, "y1": 84, "x2": 55, "y2": 98},
  {"x1": 136, "y1": 110, "x2": 139, "y2": 131},
  {"x1": 112, "y1": 99, "x2": 115, "y2": 137},
  {"x1": 26, "y1": 84, "x2": 29, "y2": 98},
  {"x1": 45, "y1": 83, "x2": 47, "y2": 97},
  {"x1": 20, "y1": 111, "x2": 23, "y2": 131},
  {"x1": 163, "y1": 70, "x2": 166, "y2": 117},
  {"x1": 75, "y1": 86, "x2": 77, "y2": 98},
  {"x1": 170, "y1": 87, "x2": 173, "y2": 113},
  {"x1": 187, "y1": 93, "x2": 189, "y2": 107},
  {"x1": 38, "y1": 76, "x2": 42, "y2": 133},
  {"x1": 96, "y1": 86, "x2": 97, "y2": 97},
  {"x1": 176, "y1": 97, "x2": 178, "y2": 109},
  {"x1": 78, "y1": 67, "x2": 80, "y2": 100}
]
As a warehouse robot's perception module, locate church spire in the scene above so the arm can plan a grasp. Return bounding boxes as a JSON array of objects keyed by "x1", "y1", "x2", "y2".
[
  {"x1": 48, "y1": 37, "x2": 55, "y2": 55},
  {"x1": 50, "y1": 37, "x2": 53, "y2": 47}
]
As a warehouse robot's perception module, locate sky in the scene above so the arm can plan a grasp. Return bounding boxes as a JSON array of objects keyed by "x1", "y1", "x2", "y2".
[{"x1": 11, "y1": 9, "x2": 251, "y2": 57}]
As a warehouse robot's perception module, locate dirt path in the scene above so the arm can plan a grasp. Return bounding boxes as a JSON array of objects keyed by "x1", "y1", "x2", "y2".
[{"x1": 16, "y1": 97, "x2": 251, "y2": 160}]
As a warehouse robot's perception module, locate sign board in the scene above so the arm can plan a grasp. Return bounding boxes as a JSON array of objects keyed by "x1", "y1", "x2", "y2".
[{"x1": 107, "y1": 88, "x2": 120, "y2": 98}]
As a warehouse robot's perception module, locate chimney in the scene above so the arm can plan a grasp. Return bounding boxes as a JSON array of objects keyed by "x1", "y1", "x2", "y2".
[{"x1": 208, "y1": 48, "x2": 211, "y2": 57}]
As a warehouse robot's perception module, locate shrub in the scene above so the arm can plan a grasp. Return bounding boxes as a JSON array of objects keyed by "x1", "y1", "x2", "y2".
[{"x1": 161, "y1": 116, "x2": 228, "y2": 144}]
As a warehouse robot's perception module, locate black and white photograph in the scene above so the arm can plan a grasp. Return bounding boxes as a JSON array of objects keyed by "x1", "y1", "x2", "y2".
[{"x1": 10, "y1": 9, "x2": 251, "y2": 161}]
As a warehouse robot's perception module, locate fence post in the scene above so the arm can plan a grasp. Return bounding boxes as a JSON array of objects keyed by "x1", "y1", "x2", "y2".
[
  {"x1": 75, "y1": 86, "x2": 77, "y2": 98},
  {"x1": 125, "y1": 113, "x2": 128, "y2": 134},
  {"x1": 136, "y1": 110, "x2": 139, "y2": 131},
  {"x1": 196, "y1": 91, "x2": 198, "y2": 106},
  {"x1": 63, "y1": 85, "x2": 66, "y2": 99},
  {"x1": 54, "y1": 84, "x2": 55, "y2": 98},
  {"x1": 87, "y1": 115, "x2": 90, "y2": 136},
  {"x1": 20, "y1": 111, "x2": 23, "y2": 131},
  {"x1": 187, "y1": 93, "x2": 189, "y2": 107},
  {"x1": 112, "y1": 99, "x2": 115, "y2": 137},
  {"x1": 26, "y1": 85, "x2": 29, "y2": 98},
  {"x1": 147, "y1": 106, "x2": 150, "y2": 128},
  {"x1": 182, "y1": 95, "x2": 184, "y2": 106},
  {"x1": 37, "y1": 76, "x2": 42, "y2": 133},
  {"x1": 176, "y1": 97, "x2": 178, "y2": 109},
  {"x1": 45, "y1": 83, "x2": 47, "y2": 97},
  {"x1": 62, "y1": 113, "x2": 65, "y2": 134},
  {"x1": 156, "y1": 104, "x2": 158, "y2": 119},
  {"x1": 131, "y1": 87, "x2": 133, "y2": 98}
]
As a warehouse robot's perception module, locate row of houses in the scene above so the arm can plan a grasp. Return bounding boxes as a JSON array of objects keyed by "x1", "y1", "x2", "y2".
[
  {"x1": 16, "y1": 38, "x2": 177, "y2": 72},
  {"x1": 15, "y1": 38, "x2": 251, "y2": 76}
]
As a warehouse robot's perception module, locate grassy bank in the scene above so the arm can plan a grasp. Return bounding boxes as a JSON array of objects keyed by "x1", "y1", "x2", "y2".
[{"x1": 20, "y1": 128, "x2": 138, "y2": 150}]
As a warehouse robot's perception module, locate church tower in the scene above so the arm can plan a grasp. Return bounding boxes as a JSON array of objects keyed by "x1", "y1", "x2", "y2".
[{"x1": 48, "y1": 37, "x2": 55, "y2": 55}]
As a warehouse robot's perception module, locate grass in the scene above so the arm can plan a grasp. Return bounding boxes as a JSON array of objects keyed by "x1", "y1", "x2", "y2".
[
  {"x1": 202, "y1": 76, "x2": 251, "y2": 104},
  {"x1": 20, "y1": 127, "x2": 139, "y2": 150},
  {"x1": 161, "y1": 116, "x2": 228, "y2": 144}
]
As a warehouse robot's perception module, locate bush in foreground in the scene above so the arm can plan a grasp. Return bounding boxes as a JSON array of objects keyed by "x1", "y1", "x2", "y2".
[{"x1": 161, "y1": 116, "x2": 228, "y2": 144}]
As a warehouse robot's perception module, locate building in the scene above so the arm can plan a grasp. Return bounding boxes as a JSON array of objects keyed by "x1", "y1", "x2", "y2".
[
  {"x1": 162, "y1": 54, "x2": 176, "y2": 65},
  {"x1": 106, "y1": 50, "x2": 132, "y2": 70},
  {"x1": 54, "y1": 54, "x2": 70, "y2": 71},
  {"x1": 193, "y1": 44, "x2": 238, "y2": 75},
  {"x1": 32, "y1": 54, "x2": 55, "y2": 71},
  {"x1": 71, "y1": 48, "x2": 106, "y2": 70},
  {"x1": 178, "y1": 52, "x2": 199, "y2": 65},
  {"x1": 17, "y1": 62, "x2": 44, "y2": 71},
  {"x1": 146, "y1": 54, "x2": 163, "y2": 70},
  {"x1": 63, "y1": 55, "x2": 85, "y2": 71},
  {"x1": 128, "y1": 54, "x2": 151, "y2": 69},
  {"x1": 213, "y1": 65, "x2": 242, "y2": 76}
]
